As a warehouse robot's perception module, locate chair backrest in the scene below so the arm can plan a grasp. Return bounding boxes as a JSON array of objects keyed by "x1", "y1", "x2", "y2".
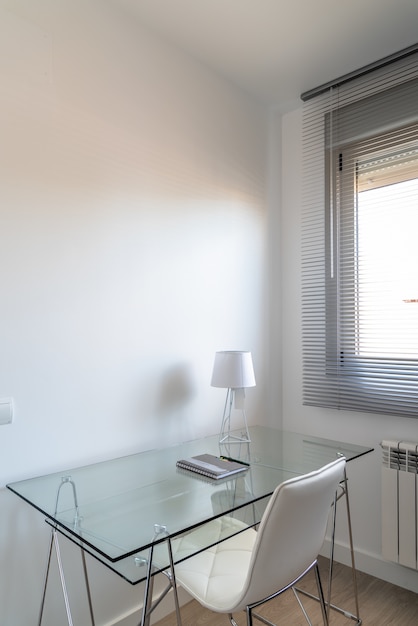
[{"x1": 236, "y1": 457, "x2": 346, "y2": 610}]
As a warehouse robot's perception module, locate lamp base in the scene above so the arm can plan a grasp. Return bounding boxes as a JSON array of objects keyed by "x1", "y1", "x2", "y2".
[
  {"x1": 219, "y1": 431, "x2": 251, "y2": 445},
  {"x1": 218, "y1": 388, "x2": 251, "y2": 445}
]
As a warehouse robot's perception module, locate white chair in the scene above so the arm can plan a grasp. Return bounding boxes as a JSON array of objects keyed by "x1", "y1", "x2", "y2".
[{"x1": 173, "y1": 457, "x2": 346, "y2": 626}]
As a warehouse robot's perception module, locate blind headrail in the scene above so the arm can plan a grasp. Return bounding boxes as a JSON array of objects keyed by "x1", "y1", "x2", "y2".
[{"x1": 301, "y1": 42, "x2": 418, "y2": 102}]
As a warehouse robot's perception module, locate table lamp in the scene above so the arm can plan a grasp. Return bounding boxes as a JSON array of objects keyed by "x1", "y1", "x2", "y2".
[{"x1": 211, "y1": 350, "x2": 256, "y2": 444}]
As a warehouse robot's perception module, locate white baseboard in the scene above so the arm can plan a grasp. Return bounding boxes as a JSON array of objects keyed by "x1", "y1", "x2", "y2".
[
  {"x1": 105, "y1": 586, "x2": 191, "y2": 626},
  {"x1": 322, "y1": 538, "x2": 418, "y2": 593}
]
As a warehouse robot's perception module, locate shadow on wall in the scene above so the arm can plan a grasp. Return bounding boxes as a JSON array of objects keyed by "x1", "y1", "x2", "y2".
[{"x1": 156, "y1": 362, "x2": 197, "y2": 418}]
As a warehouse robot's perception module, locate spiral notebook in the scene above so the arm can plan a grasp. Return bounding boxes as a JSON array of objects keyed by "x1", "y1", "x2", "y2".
[{"x1": 176, "y1": 453, "x2": 248, "y2": 480}]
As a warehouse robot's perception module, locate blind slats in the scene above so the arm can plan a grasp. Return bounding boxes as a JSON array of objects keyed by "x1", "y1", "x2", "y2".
[{"x1": 302, "y1": 47, "x2": 418, "y2": 418}]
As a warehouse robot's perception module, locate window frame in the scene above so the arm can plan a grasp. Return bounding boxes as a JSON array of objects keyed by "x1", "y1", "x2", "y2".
[{"x1": 325, "y1": 122, "x2": 418, "y2": 386}]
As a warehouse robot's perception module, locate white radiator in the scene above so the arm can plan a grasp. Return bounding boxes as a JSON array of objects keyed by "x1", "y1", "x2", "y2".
[{"x1": 381, "y1": 440, "x2": 418, "y2": 570}]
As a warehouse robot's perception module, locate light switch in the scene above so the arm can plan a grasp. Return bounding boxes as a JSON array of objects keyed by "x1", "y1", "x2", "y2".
[{"x1": 0, "y1": 398, "x2": 13, "y2": 425}]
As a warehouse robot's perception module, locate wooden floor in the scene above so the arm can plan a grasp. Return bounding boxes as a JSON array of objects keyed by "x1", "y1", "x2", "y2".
[{"x1": 155, "y1": 556, "x2": 418, "y2": 625}]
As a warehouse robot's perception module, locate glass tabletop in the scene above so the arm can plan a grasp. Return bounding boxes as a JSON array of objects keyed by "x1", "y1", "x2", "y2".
[{"x1": 7, "y1": 426, "x2": 373, "y2": 584}]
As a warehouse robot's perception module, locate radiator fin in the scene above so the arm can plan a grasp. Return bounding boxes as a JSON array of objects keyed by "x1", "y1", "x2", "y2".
[{"x1": 381, "y1": 440, "x2": 418, "y2": 570}]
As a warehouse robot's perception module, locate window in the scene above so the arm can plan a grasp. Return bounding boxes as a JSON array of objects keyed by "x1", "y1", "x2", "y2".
[
  {"x1": 355, "y1": 138, "x2": 418, "y2": 358},
  {"x1": 302, "y1": 49, "x2": 418, "y2": 417}
]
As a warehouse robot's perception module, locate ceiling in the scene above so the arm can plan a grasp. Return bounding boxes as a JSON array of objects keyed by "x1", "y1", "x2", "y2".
[{"x1": 110, "y1": 0, "x2": 418, "y2": 111}]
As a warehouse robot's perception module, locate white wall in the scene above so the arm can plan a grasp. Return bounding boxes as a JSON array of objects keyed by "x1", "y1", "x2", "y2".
[
  {"x1": 5, "y1": 0, "x2": 416, "y2": 621},
  {"x1": 0, "y1": 1, "x2": 269, "y2": 623},
  {"x1": 281, "y1": 106, "x2": 418, "y2": 592}
]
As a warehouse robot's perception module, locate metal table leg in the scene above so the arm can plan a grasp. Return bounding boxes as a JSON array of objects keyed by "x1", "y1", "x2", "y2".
[
  {"x1": 38, "y1": 476, "x2": 95, "y2": 626},
  {"x1": 137, "y1": 525, "x2": 182, "y2": 626},
  {"x1": 38, "y1": 527, "x2": 86, "y2": 626}
]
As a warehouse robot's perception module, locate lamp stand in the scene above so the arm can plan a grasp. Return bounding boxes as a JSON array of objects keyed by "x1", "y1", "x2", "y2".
[{"x1": 219, "y1": 388, "x2": 251, "y2": 444}]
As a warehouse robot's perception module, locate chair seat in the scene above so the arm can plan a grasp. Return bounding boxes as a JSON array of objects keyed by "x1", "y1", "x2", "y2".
[
  {"x1": 173, "y1": 516, "x2": 257, "y2": 612},
  {"x1": 172, "y1": 458, "x2": 346, "y2": 626}
]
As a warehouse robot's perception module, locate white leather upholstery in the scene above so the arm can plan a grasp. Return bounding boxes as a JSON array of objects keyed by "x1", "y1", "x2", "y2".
[
  {"x1": 174, "y1": 457, "x2": 345, "y2": 618},
  {"x1": 172, "y1": 516, "x2": 257, "y2": 611}
]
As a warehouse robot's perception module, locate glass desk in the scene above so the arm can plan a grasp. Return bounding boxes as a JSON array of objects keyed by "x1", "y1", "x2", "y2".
[{"x1": 7, "y1": 426, "x2": 373, "y2": 626}]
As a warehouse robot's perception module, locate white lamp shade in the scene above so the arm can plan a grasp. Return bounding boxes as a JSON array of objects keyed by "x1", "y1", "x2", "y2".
[{"x1": 211, "y1": 351, "x2": 256, "y2": 389}]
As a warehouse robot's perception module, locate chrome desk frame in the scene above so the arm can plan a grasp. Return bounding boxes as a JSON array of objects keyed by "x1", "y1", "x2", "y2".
[
  {"x1": 7, "y1": 427, "x2": 373, "y2": 626},
  {"x1": 41, "y1": 511, "x2": 182, "y2": 626},
  {"x1": 38, "y1": 476, "x2": 94, "y2": 626}
]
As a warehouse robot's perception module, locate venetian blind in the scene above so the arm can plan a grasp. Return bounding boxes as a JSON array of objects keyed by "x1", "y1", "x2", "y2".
[{"x1": 301, "y1": 46, "x2": 418, "y2": 417}]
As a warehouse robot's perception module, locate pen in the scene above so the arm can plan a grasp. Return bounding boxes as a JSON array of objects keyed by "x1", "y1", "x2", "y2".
[{"x1": 220, "y1": 455, "x2": 250, "y2": 467}]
